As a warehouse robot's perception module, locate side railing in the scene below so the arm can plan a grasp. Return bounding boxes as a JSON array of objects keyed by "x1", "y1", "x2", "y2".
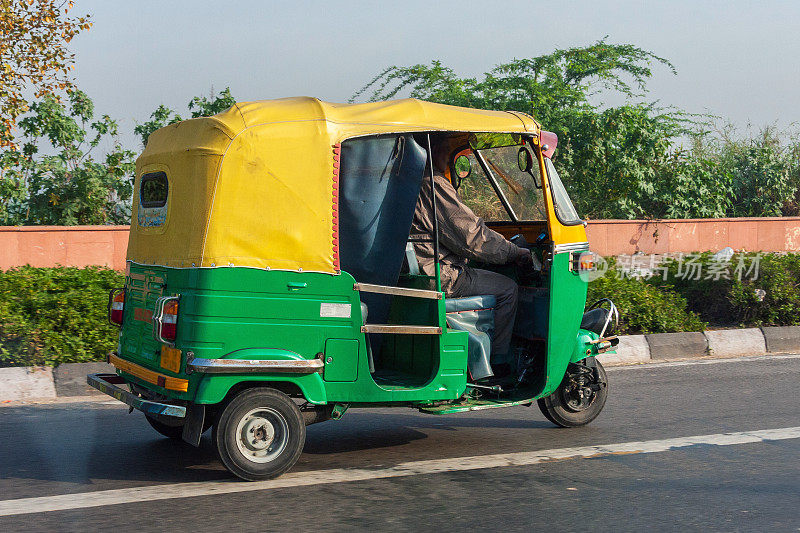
[{"x1": 354, "y1": 282, "x2": 443, "y2": 335}]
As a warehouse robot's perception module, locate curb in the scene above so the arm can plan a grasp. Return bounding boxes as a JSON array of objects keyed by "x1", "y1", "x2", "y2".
[
  {"x1": 52, "y1": 362, "x2": 115, "y2": 397},
  {"x1": 646, "y1": 332, "x2": 708, "y2": 360},
  {"x1": 599, "y1": 327, "x2": 800, "y2": 366},
  {"x1": 3, "y1": 326, "x2": 799, "y2": 401},
  {"x1": 0, "y1": 366, "x2": 57, "y2": 402},
  {"x1": 760, "y1": 326, "x2": 800, "y2": 353},
  {"x1": 705, "y1": 328, "x2": 765, "y2": 357},
  {"x1": 0, "y1": 362, "x2": 111, "y2": 402},
  {"x1": 597, "y1": 335, "x2": 649, "y2": 366}
]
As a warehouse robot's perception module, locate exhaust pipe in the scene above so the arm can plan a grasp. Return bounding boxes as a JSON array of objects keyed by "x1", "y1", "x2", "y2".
[{"x1": 302, "y1": 406, "x2": 333, "y2": 426}]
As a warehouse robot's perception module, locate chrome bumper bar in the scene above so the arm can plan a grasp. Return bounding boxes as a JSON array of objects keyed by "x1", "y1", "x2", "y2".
[
  {"x1": 186, "y1": 357, "x2": 324, "y2": 374},
  {"x1": 87, "y1": 373, "x2": 186, "y2": 418}
]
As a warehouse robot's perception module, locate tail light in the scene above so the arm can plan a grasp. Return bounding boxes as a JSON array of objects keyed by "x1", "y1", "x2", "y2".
[
  {"x1": 578, "y1": 251, "x2": 598, "y2": 271},
  {"x1": 153, "y1": 295, "x2": 180, "y2": 345},
  {"x1": 162, "y1": 299, "x2": 179, "y2": 341},
  {"x1": 108, "y1": 288, "x2": 125, "y2": 326},
  {"x1": 572, "y1": 251, "x2": 599, "y2": 272}
]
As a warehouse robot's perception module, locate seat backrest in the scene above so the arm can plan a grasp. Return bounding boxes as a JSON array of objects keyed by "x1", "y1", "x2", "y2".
[
  {"x1": 339, "y1": 135, "x2": 427, "y2": 355},
  {"x1": 444, "y1": 295, "x2": 496, "y2": 381},
  {"x1": 339, "y1": 134, "x2": 426, "y2": 288}
]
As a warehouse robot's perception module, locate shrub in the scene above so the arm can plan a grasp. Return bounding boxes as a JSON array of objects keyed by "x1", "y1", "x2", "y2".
[
  {"x1": 647, "y1": 252, "x2": 738, "y2": 325},
  {"x1": 729, "y1": 253, "x2": 800, "y2": 325},
  {"x1": 587, "y1": 271, "x2": 706, "y2": 335},
  {"x1": 0, "y1": 266, "x2": 123, "y2": 367},
  {"x1": 647, "y1": 252, "x2": 800, "y2": 327}
]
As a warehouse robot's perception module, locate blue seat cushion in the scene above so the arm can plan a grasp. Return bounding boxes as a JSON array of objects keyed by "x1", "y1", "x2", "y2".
[
  {"x1": 444, "y1": 295, "x2": 496, "y2": 313},
  {"x1": 444, "y1": 295, "x2": 496, "y2": 381}
]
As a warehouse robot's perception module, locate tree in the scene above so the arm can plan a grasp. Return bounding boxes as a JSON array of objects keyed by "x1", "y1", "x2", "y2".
[
  {"x1": 134, "y1": 87, "x2": 236, "y2": 147},
  {"x1": 0, "y1": 89, "x2": 134, "y2": 225},
  {"x1": 726, "y1": 131, "x2": 796, "y2": 217},
  {"x1": 553, "y1": 104, "x2": 694, "y2": 219},
  {"x1": 352, "y1": 41, "x2": 697, "y2": 220},
  {"x1": 352, "y1": 40, "x2": 675, "y2": 126},
  {"x1": 0, "y1": 0, "x2": 92, "y2": 148}
]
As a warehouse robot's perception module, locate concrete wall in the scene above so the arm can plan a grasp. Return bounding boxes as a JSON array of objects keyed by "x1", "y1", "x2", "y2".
[{"x1": 2, "y1": 217, "x2": 800, "y2": 271}]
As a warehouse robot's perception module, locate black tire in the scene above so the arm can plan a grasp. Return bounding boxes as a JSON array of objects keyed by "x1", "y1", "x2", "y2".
[
  {"x1": 537, "y1": 359, "x2": 608, "y2": 428},
  {"x1": 213, "y1": 388, "x2": 306, "y2": 481},
  {"x1": 145, "y1": 411, "x2": 214, "y2": 440},
  {"x1": 145, "y1": 413, "x2": 184, "y2": 440}
]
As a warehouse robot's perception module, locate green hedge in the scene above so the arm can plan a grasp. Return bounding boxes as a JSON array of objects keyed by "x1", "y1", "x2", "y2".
[
  {"x1": 588, "y1": 252, "x2": 800, "y2": 335},
  {"x1": 2, "y1": 255, "x2": 799, "y2": 366},
  {"x1": 587, "y1": 273, "x2": 706, "y2": 335},
  {"x1": 0, "y1": 266, "x2": 124, "y2": 367}
]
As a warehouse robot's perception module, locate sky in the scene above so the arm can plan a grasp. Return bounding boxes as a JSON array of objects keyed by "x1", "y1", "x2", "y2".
[{"x1": 68, "y1": 0, "x2": 800, "y2": 150}]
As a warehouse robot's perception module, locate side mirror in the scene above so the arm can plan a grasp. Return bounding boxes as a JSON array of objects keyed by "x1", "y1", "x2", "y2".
[
  {"x1": 517, "y1": 147, "x2": 533, "y2": 173},
  {"x1": 452, "y1": 154, "x2": 472, "y2": 189}
]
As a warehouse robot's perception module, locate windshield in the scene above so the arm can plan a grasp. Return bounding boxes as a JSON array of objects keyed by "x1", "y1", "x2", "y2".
[
  {"x1": 458, "y1": 150, "x2": 512, "y2": 221},
  {"x1": 544, "y1": 157, "x2": 582, "y2": 225},
  {"x1": 476, "y1": 144, "x2": 546, "y2": 221}
]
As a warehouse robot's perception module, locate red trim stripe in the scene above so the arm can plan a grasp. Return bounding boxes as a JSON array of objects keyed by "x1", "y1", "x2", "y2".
[{"x1": 332, "y1": 143, "x2": 341, "y2": 272}]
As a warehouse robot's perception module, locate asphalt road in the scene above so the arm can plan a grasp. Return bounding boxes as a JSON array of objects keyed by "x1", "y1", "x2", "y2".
[{"x1": 1, "y1": 355, "x2": 799, "y2": 532}]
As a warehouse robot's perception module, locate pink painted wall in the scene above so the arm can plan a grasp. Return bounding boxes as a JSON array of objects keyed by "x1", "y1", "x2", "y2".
[
  {"x1": 3, "y1": 217, "x2": 800, "y2": 271},
  {"x1": 0, "y1": 226, "x2": 129, "y2": 271},
  {"x1": 585, "y1": 217, "x2": 800, "y2": 256}
]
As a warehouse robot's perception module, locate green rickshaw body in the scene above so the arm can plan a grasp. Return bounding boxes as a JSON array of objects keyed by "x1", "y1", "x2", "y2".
[{"x1": 119, "y1": 264, "x2": 472, "y2": 406}]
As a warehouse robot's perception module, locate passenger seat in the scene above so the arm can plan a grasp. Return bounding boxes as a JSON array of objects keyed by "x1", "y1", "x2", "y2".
[{"x1": 405, "y1": 243, "x2": 496, "y2": 380}]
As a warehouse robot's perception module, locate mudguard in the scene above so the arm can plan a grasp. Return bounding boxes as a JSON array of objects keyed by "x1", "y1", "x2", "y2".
[{"x1": 192, "y1": 348, "x2": 328, "y2": 405}]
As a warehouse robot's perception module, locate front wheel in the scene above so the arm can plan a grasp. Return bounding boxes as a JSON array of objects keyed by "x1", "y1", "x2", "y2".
[
  {"x1": 537, "y1": 358, "x2": 608, "y2": 427},
  {"x1": 213, "y1": 388, "x2": 306, "y2": 481}
]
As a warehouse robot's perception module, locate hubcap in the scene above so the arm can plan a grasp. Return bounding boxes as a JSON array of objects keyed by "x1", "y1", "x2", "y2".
[
  {"x1": 235, "y1": 407, "x2": 289, "y2": 463},
  {"x1": 562, "y1": 383, "x2": 594, "y2": 411},
  {"x1": 561, "y1": 376, "x2": 599, "y2": 412}
]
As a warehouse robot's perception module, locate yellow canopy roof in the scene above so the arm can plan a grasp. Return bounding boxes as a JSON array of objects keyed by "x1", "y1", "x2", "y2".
[{"x1": 128, "y1": 97, "x2": 541, "y2": 273}]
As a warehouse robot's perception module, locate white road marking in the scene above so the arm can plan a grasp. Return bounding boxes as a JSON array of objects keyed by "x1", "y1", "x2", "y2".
[
  {"x1": 608, "y1": 353, "x2": 800, "y2": 370},
  {"x1": 1, "y1": 426, "x2": 799, "y2": 517}
]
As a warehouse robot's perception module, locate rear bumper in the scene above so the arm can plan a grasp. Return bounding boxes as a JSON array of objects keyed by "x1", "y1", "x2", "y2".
[
  {"x1": 109, "y1": 353, "x2": 189, "y2": 392},
  {"x1": 87, "y1": 373, "x2": 186, "y2": 418}
]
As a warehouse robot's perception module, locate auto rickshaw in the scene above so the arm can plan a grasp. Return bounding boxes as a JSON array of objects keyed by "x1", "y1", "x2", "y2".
[{"x1": 89, "y1": 97, "x2": 619, "y2": 481}]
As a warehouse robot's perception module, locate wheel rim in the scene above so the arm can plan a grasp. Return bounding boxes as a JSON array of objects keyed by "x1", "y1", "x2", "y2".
[
  {"x1": 561, "y1": 379, "x2": 597, "y2": 412},
  {"x1": 234, "y1": 407, "x2": 290, "y2": 464}
]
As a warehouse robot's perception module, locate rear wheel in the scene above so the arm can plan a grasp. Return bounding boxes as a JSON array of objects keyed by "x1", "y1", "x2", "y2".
[
  {"x1": 213, "y1": 388, "x2": 305, "y2": 481},
  {"x1": 144, "y1": 413, "x2": 184, "y2": 440},
  {"x1": 145, "y1": 411, "x2": 213, "y2": 440},
  {"x1": 538, "y1": 358, "x2": 608, "y2": 427}
]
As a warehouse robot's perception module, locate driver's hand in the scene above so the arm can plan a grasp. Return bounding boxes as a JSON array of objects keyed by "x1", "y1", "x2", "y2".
[
  {"x1": 513, "y1": 247, "x2": 534, "y2": 268},
  {"x1": 514, "y1": 247, "x2": 542, "y2": 271}
]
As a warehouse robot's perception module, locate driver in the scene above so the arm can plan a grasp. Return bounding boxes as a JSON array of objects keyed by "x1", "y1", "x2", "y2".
[{"x1": 410, "y1": 137, "x2": 534, "y2": 378}]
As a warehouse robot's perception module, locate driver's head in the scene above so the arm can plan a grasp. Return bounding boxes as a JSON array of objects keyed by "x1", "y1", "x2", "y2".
[{"x1": 430, "y1": 136, "x2": 452, "y2": 173}]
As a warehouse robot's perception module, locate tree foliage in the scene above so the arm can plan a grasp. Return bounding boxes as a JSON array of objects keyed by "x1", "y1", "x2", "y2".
[
  {"x1": 0, "y1": 0, "x2": 92, "y2": 148},
  {"x1": 134, "y1": 87, "x2": 236, "y2": 147},
  {"x1": 353, "y1": 41, "x2": 800, "y2": 221},
  {"x1": 0, "y1": 90, "x2": 134, "y2": 225},
  {"x1": 352, "y1": 40, "x2": 674, "y2": 121},
  {"x1": 352, "y1": 40, "x2": 706, "y2": 220}
]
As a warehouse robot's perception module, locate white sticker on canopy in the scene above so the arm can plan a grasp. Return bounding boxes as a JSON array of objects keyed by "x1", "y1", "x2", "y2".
[{"x1": 320, "y1": 302, "x2": 351, "y2": 318}]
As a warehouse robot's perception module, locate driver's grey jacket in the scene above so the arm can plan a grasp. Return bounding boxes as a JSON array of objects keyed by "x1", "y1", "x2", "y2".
[{"x1": 410, "y1": 172, "x2": 524, "y2": 294}]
